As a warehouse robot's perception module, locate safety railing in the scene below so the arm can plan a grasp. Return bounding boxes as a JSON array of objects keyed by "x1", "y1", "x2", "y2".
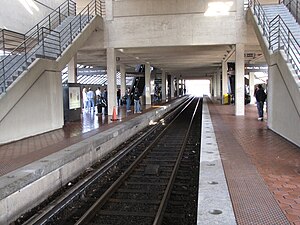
[
  {"x1": 0, "y1": 29, "x2": 26, "y2": 57},
  {"x1": 281, "y1": 0, "x2": 300, "y2": 23},
  {"x1": 0, "y1": 0, "x2": 103, "y2": 94},
  {"x1": 0, "y1": 0, "x2": 76, "y2": 58},
  {"x1": 25, "y1": 0, "x2": 76, "y2": 38},
  {"x1": 252, "y1": 0, "x2": 300, "y2": 80}
]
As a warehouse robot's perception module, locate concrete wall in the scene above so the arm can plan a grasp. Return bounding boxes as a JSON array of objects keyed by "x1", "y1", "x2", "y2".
[
  {"x1": 104, "y1": 0, "x2": 245, "y2": 48},
  {"x1": 268, "y1": 52, "x2": 300, "y2": 147},
  {"x1": 113, "y1": 0, "x2": 237, "y2": 17},
  {"x1": 0, "y1": 69, "x2": 63, "y2": 143},
  {"x1": 0, "y1": 0, "x2": 65, "y2": 33}
]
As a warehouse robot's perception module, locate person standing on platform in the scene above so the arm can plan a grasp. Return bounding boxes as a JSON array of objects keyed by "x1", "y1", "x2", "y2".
[
  {"x1": 87, "y1": 87, "x2": 95, "y2": 112},
  {"x1": 95, "y1": 87, "x2": 102, "y2": 114},
  {"x1": 102, "y1": 88, "x2": 108, "y2": 115},
  {"x1": 125, "y1": 87, "x2": 131, "y2": 112},
  {"x1": 117, "y1": 88, "x2": 121, "y2": 106},
  {"x1": 133, "y1": 88, "x2": 141, "y2": 113},
  {"x1": 82, "y1": 87, "x2": 88, "y2": 112},
  {"x1": 255, "y1": 84, "x2": 267, "y2": 121}
]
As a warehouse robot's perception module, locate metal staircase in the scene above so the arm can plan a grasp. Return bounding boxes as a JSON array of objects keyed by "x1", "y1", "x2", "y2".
[
  {"x1": 252, "y1": 0, "x2": 300, "y2": 83},
  {"x1": 281, "y1": 0, "x2": 300, "y2": 24},
  {"x1": 0, "y1": 0, "x2": 103, "y2": 95}
]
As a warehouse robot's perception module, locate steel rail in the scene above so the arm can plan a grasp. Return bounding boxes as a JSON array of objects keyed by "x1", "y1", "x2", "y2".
[
  {"x1": 74, "y1": 98, "x2": 196, "y2": 225},
  {"x1": 22, "y1": 97, "x2": 192, "y2": 225},
  {"x1": 153, "y1": 97, "x2": 201, "y2": 225}
]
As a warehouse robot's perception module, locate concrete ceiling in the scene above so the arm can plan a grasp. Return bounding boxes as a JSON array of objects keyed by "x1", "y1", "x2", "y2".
[
  {"x1": 75, "y1": 7, "x2": 266, "y2": 80},
  {"x1": 77, "y1": 42, "x2": 266, "y2": 79}
]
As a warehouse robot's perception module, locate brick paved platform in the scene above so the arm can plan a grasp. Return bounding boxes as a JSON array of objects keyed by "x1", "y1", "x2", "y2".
[{"x1": 208, "y1": 99, "x2": 300, "y2": 225}]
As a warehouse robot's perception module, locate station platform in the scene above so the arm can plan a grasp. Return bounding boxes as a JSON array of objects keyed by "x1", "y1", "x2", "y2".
[{"x1": 0, "y1": 97, "x2": 299, "y2": 224}]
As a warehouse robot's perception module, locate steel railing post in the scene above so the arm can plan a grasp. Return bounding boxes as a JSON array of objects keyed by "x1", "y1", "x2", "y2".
[
  {"x1": 80, "y1": 14, "x2": 82, "y2": 31},
  {"x1": 42, "y1": 28, "x2": 45, "y2": 56},
  {"x1": 59, "y1": 32, "x2": 62, "y2": 56},
  {"x1": 297, "y1": 0, "x2": 299, "y2": 23},
  {"x1": 2, "y1": 30, "x2": 5, "y2": 56},
  {"x1": 69, "y1": 23, "x2": 72, "y2": 43},
  {"x1": 24, "y1": 41, "x2": 27, "y2": 62},
  {"x1": 2, "y1": 60, "x2": 5, "y2": 93},
  {"x1": 49, "y1": 15, "x2": 51, "y2": 30},
  {"x1": 95, "y1": 0, "x2": 97, "y2": 15},
  {"x1": 68, "y1": 0, "x2": 70, "y2": 16},
  {"x1": 59, "y1": 7, "x2": 61, "y2": 24}
]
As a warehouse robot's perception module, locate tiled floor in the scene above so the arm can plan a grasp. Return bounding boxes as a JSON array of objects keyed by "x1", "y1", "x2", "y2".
[
  {"x1": 1, "y1": 98, "x2": 299, "y2": 224},
  {"x1": 208, "y1": 100, "x2": 300, "y2": 225}
]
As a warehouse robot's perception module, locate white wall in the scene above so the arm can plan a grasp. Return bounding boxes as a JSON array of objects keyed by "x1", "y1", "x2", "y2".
[
  {"x1": 267, "y1": 52, "x2": 300, "y2": 147},
  {"x1": 0, "y1": 0, "x2": 65, "y2": 33},
  {"x1": 0, "y1": 69, "x2": 63, "y2": 143}
]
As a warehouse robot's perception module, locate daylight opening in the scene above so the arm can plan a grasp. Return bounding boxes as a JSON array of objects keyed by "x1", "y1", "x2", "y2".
[{"x1": 185, "y1": 80, "x2": 211, "y2": 97}]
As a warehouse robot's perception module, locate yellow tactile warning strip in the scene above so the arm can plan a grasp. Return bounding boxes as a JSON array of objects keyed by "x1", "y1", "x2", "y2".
[{"x1": 208, "y1": 101, "x2": 296, "y2": 224}]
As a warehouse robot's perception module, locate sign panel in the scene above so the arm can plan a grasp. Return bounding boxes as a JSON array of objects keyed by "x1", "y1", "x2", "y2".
[{"x1": 69, "y1": 87, "x2": 80, "y2": 109}]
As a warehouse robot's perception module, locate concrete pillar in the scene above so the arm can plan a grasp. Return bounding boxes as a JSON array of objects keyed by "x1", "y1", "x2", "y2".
[
  {"x1": 222, "y1": 60, "x2": 228, "y2": 102},
  {"x1": 105, "y1": 0, "x2": 113, "y2": 21},
  {"x1": 68, "y1": 55, "x2": 77, "y2": 83},
  {"x1": 145, "y1": 63, "x2": 151, "y2": 105},
  {"x1": 161, "y1": 70, "x2": 166, "y2": 101},
  {"x1": 212, "y1": 74, "x2": 217, "y2": 97},
  {"x1": 249, "y1": 72, "x2": 256, "y2": 104},
  {"x1": 107, "y1": 48, "x2": 117, "y2": 115},
  {"x1": 216, "y1": 69, "x2": 221, "y2": 99},
  {"x1": 170, "y1": 75, "x2": 175, "y2": 98},
  {"x1": 120, "y1": 64, "x2": 126, "y2": 97},
  {"x1": 235, "y1": 43, "x2": 245, "y2": 115}
]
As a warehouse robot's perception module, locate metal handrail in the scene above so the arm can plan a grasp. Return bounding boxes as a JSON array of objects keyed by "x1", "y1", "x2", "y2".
[
  {"x1": 252, "y1": 0, "x2": 300, "y2": 80},
  {"x1": 0, "y1": 29, "x2": 26, "y2": 56},
  {"x1": 0, "y1": 0, "x2": 103, "y2": 94},
  {"x1": 0, "y1": 0, "x2": 76, "y2": 57},
  {"x1": 25, "y1": 0, "x2": 76, "y2": 38},
  {"x1": 281, "y1": 0, "x2": 300, "y2": 23}
]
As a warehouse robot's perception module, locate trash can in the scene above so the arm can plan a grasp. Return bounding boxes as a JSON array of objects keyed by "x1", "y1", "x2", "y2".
[{"x1": 223, "y1": 94, "x2": 230, "y2": 105}]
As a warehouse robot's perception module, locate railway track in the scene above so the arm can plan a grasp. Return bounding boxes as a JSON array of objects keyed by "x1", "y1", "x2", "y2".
[{"x1": 20, "y1": 97, "x2": 202, "y2": 225}]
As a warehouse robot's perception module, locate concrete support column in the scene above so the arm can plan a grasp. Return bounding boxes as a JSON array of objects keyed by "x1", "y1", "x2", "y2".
[
  {"x1": 120, "y1": 64, "x2": 126, "y2": 97},
  {"x1": 222, "y1": 60, "x2": 228, "y2": 102},
  {"x1": 161, "y1": 70, "x2": 166, "y2": 101},
  {"x1": 105, "y1": 0, "x2": 113, "y2": 20},
  {"x1": 170, "y1": 75, "x2": 175, "y2": 98},
  {"x1": 235, "y1": 43, "x2": 245, "y2": 115},
  {"x1": 68, "y1": 55, "x2": 77, "y2": 83},
  {"x1": 216, "y1": 69, "x2": 221, "y2": 99},
  {"x1": 107, "y1": 48, "x2": 117, "y2": 115},
  {"x1": 145, "y1": 63, "x2": 151, "y2": 105},
  {"x1": 249, "y1": 72, "x2": 256, "y2": 104},
  {"x1": 212, "y1": 74, "x2": 217, "y2": 97}
]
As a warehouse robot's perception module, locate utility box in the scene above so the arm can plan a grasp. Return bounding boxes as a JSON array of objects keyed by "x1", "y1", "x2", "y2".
[{"x1": 223, "y1": 94, "x2": 230, "y2": 105}]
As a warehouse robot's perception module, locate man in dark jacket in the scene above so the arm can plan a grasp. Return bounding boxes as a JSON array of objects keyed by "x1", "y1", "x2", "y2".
[{"x1": 255, "y1": 84, "x2": 267, "y2": 121}]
